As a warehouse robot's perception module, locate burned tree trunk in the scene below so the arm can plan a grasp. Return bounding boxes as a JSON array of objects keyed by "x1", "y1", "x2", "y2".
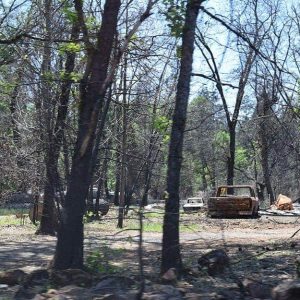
[
  {"x1": 227, "y1": 124, "x2": 236, "y2": 186},
  {"x1": 161, "y1": 0, "x2": 202, "y2": 275},
  {"x1": 53, "y1": 0, "x2": 121, "y2": 269},
  {"x1": 257, "y1": 88, "x2": 275, "y2": 204}
]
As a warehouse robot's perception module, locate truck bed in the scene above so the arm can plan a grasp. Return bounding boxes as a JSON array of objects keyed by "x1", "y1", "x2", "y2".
[{"x1": 208, "y1": 196, "x2": 253, "y2": 216}]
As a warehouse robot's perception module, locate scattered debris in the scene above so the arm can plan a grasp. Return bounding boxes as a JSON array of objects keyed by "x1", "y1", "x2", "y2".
[
  {"x1": 14, "y1": 269, "x2": 50, "y2": 299},
  {"x1": 271, "y1": 280, "x2": 300, "y2": 300},
  {"x1": 23, "y1": 269, "x2": 49, "y2": 288},
  {"x1": 276, "y1": 195, "x2": 294, "y2": 211},
  {"x1": 0, "y1": 269, "x2": 26, "y2": 285},
  {"x1": 198, "y1": 249, "x2": 230, "y2": 276},
  {"x1": 143, "y1": 284, "x2": 184, "y2": 300},
  {"x1": 1, "y1": 212, "x2": 299, "y2": 299},
  {"x1": 91, "y1": 275, "x2": 136, "y2": 293},
  {"x1": 144, "y1": 203, "x2": 165, "y2": 210},
  {"x1": 50, "y1": 268, "x2": 93, "y2": 287},
  {"x1": 33, "y1": 285, "x2": 90, "y2": 300},
  {"x1": 243, "y1": 278, "x2": 271, "y2": 299},
  {"x1": 161, "y1": 268, "x2": 177, "y2": 283}
]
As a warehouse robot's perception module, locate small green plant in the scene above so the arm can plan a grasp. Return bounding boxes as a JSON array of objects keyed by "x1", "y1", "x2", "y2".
[
  {"x1": 143, "y1": 222, "x2": 163, "y2": 232},
  {"x1": 58, "y1": 42, "x2": 82, "y2": 55},
  {"x1": 62, "y1": 3, "x2": 77, "y2": 23},
  {"x1": 83, "y1": 211, "x2": 95, "y2": 223},
  {"x1": 162, "y1": 0, "x2": 186, "y2": 38},
  {"x1": 143, "y1": 211, "x2": 164, "y2": 218},
  {"x1": 85, "y1": 246, "x2": 124, "y2": 274},
  {"x1": 59, "y1": 71, "x2": 82, "y2": 82}
]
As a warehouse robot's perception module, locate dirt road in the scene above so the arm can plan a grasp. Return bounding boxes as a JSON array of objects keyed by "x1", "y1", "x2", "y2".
[
  {"x1": 0, "y1": 214, "x2": 299, "y2": 272},
  {"x1": 0, "y1": 213, "x2": 300, "y2": 299}
]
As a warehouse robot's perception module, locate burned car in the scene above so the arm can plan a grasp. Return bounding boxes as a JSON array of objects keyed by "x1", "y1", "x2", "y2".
[{"x1": 207, "y1": 185, "x2": 259, "y2": 218}]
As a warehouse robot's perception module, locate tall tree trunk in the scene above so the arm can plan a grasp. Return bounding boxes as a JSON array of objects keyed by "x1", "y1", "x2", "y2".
[
  {"x1": 9, "y1": 67, "x2": 23, "y2": 144},
  {"x1": 260, "y1": 131, "x2": 274, "y2": 203},
  {"x1": 87, "y1": 184, "x2": 94, "y2": 211},
  {"x1": 88, "y1": 83, "x2": 113, "y2": 214},
  {"x1": 161, "y1": 0, "x2": 202, "y2": 275},
  {"x1": 210, "y1": 146, "x2": 216, "y2": 189},
  {"x1": 103, "y1": 144, "x2": 111, "y2": 199},
  {"x1": 114, "y1": 159, "x2": 121, "y2": 206},
  {"x1": 227, "y1": 123, "x2": 236, "y2": 186},
  {"x1": 37, "y1": 21, "x2": 80, "y2": 235},
  {"x1": 53, "y1": 0, "x2": 121, "y2": 269},
  {"x1": 141, "y1": 140, "x2": 164, "y2": 205},
  {"x1": 257, "y1": 88, "x2": 275, "y2": 204},
  {"x1": 62, "y1": 132, "x2": 70, "y2": 187},
  {"x1": 141, "y1": 132, "x2": 159, "y2": 206},
  {"x1": 117, "y1": 55, "x2": 128, "y2": 228},
  {"x1": 200, "y1": 158, "x2": 208, "y2": 191},
  {"x1": 141, "y1": 168, "x2": 151, "y2": 207},
  {"x1": 196, "y1": 24, "x2": 258, "y2": 187},
  {"x1": 95, "y1": 143, "x2": 110, "y2": 217},
  {"x1": 36, "y1": 0, "x2": 55, "y2": 235},
  {"x1": 113, "y1": 105, "x2": 121, "y2": 206}
]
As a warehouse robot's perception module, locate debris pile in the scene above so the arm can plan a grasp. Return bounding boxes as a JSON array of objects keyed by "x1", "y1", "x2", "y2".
[{"x1": 275, "y1": 194, "x2": 293, "y2": 211}]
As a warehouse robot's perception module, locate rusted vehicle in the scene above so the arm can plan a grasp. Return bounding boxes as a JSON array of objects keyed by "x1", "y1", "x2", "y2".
[{"x1": 207, "y1": 185, "x2": 259, "y2": 218}]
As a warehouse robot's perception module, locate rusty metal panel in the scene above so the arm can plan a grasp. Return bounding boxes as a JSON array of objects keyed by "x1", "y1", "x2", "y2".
[{"x1": 208, "y1": 185, "x2": 259, "y2": 218}]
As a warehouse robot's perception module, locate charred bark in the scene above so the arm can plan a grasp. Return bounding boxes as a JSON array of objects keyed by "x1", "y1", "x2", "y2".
[
  {"x1": 161, "y1": 0, "x2": 202, "y2": 275},
  {"x1": 53, "y1": 0, "x2": 121, "y2": 269},
  {"x1": 257, "y1": 88, "x2": 275, "y2": 204},
  {"x1": 227, "y1": 124, "x2": 236, "y2": 186}
]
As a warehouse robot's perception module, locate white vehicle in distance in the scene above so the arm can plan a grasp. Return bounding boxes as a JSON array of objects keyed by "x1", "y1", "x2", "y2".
[{"x1": 183, "y1": 197, "x2": 205, "y2": 213}]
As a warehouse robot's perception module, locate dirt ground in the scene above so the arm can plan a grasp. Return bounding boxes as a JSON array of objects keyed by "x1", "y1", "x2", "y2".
[{"x1": 0, "y1": 211, "x2": 300, "y2": 299}]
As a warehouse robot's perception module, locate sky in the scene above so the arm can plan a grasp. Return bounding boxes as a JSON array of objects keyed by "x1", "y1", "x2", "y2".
[{"x1": 190, "y1": 0, "x2": 299, "y2": 113}]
